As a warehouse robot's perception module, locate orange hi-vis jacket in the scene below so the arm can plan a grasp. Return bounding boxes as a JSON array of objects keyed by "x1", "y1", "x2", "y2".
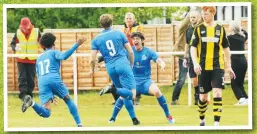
[{"x1": 123, "y1": 23, "x2": 143, "y2": 46}]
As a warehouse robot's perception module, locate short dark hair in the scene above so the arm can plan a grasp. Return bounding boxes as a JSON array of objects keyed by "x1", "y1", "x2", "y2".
[
  {"x1": 131, "y1": 32, "x2": 145, "y2": 46},
  {"x1": 40, "y1": 33, "x2": 56, "y2": 49},
  {"x1": 131, "y1": 32, "x2": 145, "y2": 40},
  {"x1": 100, "y1": 14, "x2": 113, "y2": 28}
]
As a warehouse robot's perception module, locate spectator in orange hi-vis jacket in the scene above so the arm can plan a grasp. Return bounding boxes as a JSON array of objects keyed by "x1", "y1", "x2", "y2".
[
  {"x1": 10, "y1": 17, "x2": 41, "y2": 112},
  {"x1": 123, "y1": 12, "x2": 144, "y2": 46},
  {"x1": 98, "y1": 12, "x2": 144, "y2": 105}
]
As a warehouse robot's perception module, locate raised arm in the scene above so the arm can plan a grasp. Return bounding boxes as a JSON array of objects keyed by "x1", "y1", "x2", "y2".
[
  {"x1": 178, "y1": 13, "x2": 190, "y2": 34},
  {"x1": 55, "y1": 43, "x2": 79, "y2": 60},
  {"x1": 55, "y1": 37, "x2": 86, "y2": 60}
]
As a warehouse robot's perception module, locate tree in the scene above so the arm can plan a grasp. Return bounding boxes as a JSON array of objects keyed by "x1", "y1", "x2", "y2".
[{"x1": 7, "y1": 7, "x2": 188, "y2": 33}]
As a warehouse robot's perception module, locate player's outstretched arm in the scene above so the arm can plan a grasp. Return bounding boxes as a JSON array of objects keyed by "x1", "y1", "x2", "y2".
[
  {"x1": 156, "y1": 58, "x2": 166, "y2": 71},
  {"x1": 124, "y1": 43, "x2": 134, "y2": 67},
  {"x1": 55, "y1": 37, "x2": 86, "y2": 60}
]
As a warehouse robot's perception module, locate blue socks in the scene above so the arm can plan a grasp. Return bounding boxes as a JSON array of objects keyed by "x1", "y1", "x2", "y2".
[
  {"x1": 124, "y1": 98, "x2": 136, "y2": 119},
  {"x1": 111, "y1": 98, "x2": 124, "y2": 119},
  {"x1": 32, "y1": 98, "x2": 81, "y2": 126},
  {"x1": 65, "y1": 99, "x2": 82, "y2": 125},
  {"x1": 116, "y1": 88, "x2": 133, "y2": 100},
  {"x1": 32, "y1": 103, "x2": 51, "y2": 118},
  {"x1": 111, "y1": 98, "x2": 136, "y2": 120},
  {"x1": 157, "y1": 95, "x2": 170, "y2": 117}
]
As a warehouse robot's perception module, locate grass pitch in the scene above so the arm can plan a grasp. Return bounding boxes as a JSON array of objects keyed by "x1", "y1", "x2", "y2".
[{"x1": 7, "y1": 85, "x2": 249, "y2": 128}]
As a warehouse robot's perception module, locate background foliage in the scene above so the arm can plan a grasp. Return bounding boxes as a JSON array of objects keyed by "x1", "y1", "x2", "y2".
[
  {"x1": 7, "y1": 7, "x2": 188, "y2": 32},
  {"x1": 1, "y1": 0, "x2": 256, "y2": 134}
]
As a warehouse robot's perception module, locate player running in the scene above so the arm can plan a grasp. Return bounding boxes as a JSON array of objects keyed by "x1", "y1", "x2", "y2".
[
  {"x1": 107, "y1": 32, "x2": 175, "y2": 124},
  {"x1": 89, "y1": 14, "x2": 140, "y2": 125},
  {"x1": 22, "y1": 33, "x2": 86, "y2": 127}
]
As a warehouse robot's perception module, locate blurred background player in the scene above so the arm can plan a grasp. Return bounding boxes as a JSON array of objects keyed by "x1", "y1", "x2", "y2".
[
  {"x1": 171, "y1": 8, "x2": 202, "y2": 105},
  {"x1": 182, "y1": 10, "x2": 202, "y2": 105},
  {"x1": 228, "y1": 21, "x2": 248, "y2": 105},
  {"x1": 10, "y1": 17, "x2": 41, "y2": 111},
  {"x1": 98, "y1": 12, "x2": 143, "y2": 105},
  {"x1": 22, "y1": 33, "x2": 86, "y2": 127},
  {"x1": 190, "y1": 6, "x2": 236, "y2": 126},
  {"x1": 109, "y1": 32, "x2": 175, "y2": 124},
  {"x1": 89, "y1": 14, "x2": 140, "y2": 125}
]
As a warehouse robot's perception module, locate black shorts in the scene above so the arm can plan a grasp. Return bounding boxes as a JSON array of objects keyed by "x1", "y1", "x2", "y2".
[
  {"x1": 188, "y1": 57, "x2": 197, "y2": 78},
  {"x1": 198, "y1": 69, "x2": 225, "y2": 94}
]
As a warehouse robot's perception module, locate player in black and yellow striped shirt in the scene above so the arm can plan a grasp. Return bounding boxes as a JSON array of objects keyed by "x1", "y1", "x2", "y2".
[
  {"x1": 192, "y1": 23, "x2": 228, "y2": 70},
  {"x1": 190, "y1": 6, "x2": 236, "y2": 126}
]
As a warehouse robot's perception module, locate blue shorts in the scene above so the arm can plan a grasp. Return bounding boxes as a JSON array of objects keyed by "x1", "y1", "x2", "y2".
[
  {"x1": 106, "y1": 58, "x2": 136, "y2": 90},
  {"x1": 38, "y1": 76, "x2": 69, "y2": 105},
  {"x1": 136, "y1": 79, "x2": 153, "y2": 95}
]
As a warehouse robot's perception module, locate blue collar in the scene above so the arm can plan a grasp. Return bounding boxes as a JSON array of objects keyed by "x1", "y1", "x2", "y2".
[{"x1": 102, "y1": 28, "x2": 113, "y2": 33}]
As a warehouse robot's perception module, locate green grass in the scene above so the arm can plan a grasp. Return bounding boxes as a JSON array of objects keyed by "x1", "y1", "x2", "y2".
[
  {"x1": 2, "y1": 0, "x2": 257, "y2": 134},
  {"x1": 7, "y1": 85, "x2": 248, "y2": 127}
]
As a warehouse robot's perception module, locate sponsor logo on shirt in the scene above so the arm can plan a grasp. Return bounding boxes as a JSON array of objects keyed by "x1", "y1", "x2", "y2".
[
  {"x1": 201, "y1": 37, "x2": 219, "y2": 43},
  {"x1": 200, "y1": 87, "x2": 204, "y2": 93},
  {"x1": 215, "y1": 30, "x2": 221, "y2": 36},
  {"x1": 201, "y1": 31, "x2": 206, "y2": 34},
  {"x1": 142, "y1": 55, "x2": 146, "y2": 60}
]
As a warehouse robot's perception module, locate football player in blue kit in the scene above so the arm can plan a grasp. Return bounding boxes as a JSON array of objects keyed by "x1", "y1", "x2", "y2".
[
  {"x1": 21, "y1": 33, "x2": 86, "y2": 127},
  {"x1": 108, "y1": 32, "x2": 175, "y2": 124},
  {"x1": 89, "y1": 14, "x2": 140, "y2": 125}
]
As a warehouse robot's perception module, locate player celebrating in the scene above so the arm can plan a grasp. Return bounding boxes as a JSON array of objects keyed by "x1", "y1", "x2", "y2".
[
  {"x1": 22, "y1": 33, "x2": 86, "y2": 127},
  {"x1": 98, "y1": 12, "x2": 143, "y2": 105},
  {"x1": 190, "y1": 6, "x2": 236, "y2": 126},
  {"x1": 108, "y1": 32, "x2": 175, "y2": 124},
  {"x1": 89, "y1": 14, "x2": 140, "y2": 125}
]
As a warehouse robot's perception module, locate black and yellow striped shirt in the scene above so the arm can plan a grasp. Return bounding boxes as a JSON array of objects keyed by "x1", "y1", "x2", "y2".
[{"x1": 190, "y1": 23, "x2": 229, "y2": 70}]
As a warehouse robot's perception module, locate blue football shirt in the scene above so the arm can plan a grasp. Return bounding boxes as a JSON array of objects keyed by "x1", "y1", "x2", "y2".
[
  {"x1": 36, "y1": 43, "x2": 79, "y2": 79},
  {"x1": 133, "y1": 47, "x2": 158, "y2": 81},
  {"x1": 91, "y1": 28, "x2": 129, "y2": 66}
]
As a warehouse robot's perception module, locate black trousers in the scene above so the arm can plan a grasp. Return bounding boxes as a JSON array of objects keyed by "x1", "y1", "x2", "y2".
[
  {"x1": 17, "y1": 62, "x2": 36, "y2": 100},
  {"x1": 231, "y1": 56, "x2": 248, "y2": 100}
]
